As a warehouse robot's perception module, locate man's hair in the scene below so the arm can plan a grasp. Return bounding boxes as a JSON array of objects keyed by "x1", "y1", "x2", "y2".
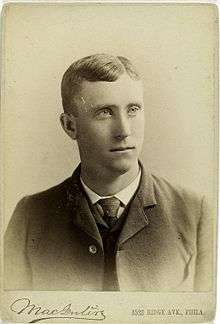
[{"x1": 61, "y1": 53, "x2": 141, "y2": 114}]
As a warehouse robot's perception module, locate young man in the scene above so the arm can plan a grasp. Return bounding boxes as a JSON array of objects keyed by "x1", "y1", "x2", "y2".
[{"x1": 4, "y1": 54, "x2": 212, "y2": 291}]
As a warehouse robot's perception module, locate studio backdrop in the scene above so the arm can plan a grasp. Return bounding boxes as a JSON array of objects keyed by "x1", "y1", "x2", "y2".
[{"x1": 2, "y1": 3, "x2": 217, "y2": 228}]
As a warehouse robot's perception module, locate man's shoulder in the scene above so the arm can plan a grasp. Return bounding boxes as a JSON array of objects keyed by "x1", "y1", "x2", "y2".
[
  {"x1": 149, "y1": 173, "x2": 203, "y2": 208},
  {"x1": 16, "y1": 176, "x2": 73, "y2": 213},
  {"x1": 147, "y1": 173, "x2": 205, "y2": 228}
]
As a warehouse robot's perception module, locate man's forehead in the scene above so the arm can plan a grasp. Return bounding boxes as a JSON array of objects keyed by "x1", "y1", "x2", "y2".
[
  {"x1": 77, "y1": 75, "x2": 143, "y2": 105},
  {"x1": 81, "y1": 74, "x2": 143, "y2": 91}
]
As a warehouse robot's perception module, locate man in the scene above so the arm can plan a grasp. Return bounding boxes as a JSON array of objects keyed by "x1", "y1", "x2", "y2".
[{"x1": 4, "y1": 54, "x2": 212, "y2": 291}]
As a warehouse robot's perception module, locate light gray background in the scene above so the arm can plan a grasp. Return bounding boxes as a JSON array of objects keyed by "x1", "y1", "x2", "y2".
[{"x1": 2, "y1": 3, "x2": 218, "y2": 226}]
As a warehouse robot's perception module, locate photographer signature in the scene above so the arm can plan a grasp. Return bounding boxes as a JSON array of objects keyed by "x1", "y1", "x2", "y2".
[{"x1": 10, "y1": 298, "x2": 106, "y2": 323}]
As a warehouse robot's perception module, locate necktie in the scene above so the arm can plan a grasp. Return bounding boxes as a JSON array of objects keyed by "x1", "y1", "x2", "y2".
[{"x1": 98, "y1": 197, "x2": 121, "y2": 228}]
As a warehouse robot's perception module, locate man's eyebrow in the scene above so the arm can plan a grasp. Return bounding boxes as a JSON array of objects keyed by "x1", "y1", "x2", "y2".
[
  {"x1": 92, "y1": 104, "x2": 118, "y2": 110},
  {"x1": 127, "y1": 102, "x2": 143, "y2": 108},
  {"x1": 93, "y1": 102, "x2": 143, "y2": 110}
]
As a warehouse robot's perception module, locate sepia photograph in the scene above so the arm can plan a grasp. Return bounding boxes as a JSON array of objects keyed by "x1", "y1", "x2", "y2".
[{"x1": 1, "y1": 1, "x2": 218, "y2": 323}]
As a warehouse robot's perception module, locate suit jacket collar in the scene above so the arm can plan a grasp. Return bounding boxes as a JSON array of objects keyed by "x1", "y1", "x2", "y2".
[
  {"x1": 118, "y1": 163, "x2": 157, "y2": 246},
  {"x1": 64, "y1": 165, "x2": 103, "y2": 249},
  {"x1": 64, "y1": 163, "x2": 157, "y2": 248},
  {"x1": 136, "y1": 162, "x2": 157, "y2": 208}
]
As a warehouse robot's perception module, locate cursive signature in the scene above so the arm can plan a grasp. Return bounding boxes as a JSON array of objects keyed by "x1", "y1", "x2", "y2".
[{"x1": 10, "y1": 298, "x2": 106, "y2": 323}]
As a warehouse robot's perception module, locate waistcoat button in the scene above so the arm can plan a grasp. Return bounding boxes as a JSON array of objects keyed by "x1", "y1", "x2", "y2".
[{"x1": 89, "y1": 244, "x2": 97, "y2": 254}]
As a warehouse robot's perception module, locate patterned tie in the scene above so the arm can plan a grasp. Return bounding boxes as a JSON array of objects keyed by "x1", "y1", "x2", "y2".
[{"x1": 98, "y1": 197, "x2": 121, "y2": 228}]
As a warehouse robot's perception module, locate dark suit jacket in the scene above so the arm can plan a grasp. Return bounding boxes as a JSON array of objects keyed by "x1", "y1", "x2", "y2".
[{"x1": 4, "y1": 165, "x2": 213, "y2": 291}]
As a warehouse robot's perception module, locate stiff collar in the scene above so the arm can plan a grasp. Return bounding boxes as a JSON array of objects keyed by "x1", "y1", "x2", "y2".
[
  {"x1": 66, "y1": 161, "x2": 157, "y2": 210},
  {"x1": 80, "y1": 168, "x2": 141, "y2": 206}
]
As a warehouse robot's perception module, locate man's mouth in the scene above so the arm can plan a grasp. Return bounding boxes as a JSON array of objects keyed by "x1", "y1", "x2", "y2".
[{"x1": 110, "y1": 146, "x2": 135, "y2": 152}]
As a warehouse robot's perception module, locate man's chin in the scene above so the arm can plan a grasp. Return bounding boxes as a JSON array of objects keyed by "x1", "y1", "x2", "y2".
[{"x1": 106, "y1": 158, "x2": 138, "y2": 175}]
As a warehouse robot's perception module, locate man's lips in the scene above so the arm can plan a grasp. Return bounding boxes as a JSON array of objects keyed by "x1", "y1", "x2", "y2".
[{"x1": 110, "y1": 146, "x2": 135, "y2": 152}]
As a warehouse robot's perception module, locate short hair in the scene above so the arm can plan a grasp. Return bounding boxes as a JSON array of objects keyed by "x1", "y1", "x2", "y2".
[{"x1": 61, "y1": 53, "x2": 141, "y2": 114}]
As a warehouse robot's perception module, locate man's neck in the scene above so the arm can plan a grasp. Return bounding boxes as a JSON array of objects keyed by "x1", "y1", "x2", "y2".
[{"x1": 80, "y1": 162, "x2": 140, "y2": 196}]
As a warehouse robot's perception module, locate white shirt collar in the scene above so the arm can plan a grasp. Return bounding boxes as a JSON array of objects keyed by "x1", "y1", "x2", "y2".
[{"x1": 80, "y1": 168, "x2": 141, "y2": 206}]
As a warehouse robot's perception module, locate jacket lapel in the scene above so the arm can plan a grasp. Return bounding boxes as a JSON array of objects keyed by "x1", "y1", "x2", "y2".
[
  {"x1": 118, "y1": 169, "x2": 157, "y2": 247},
  {"x1": 64, "y1": 165, "x2": 103, "y2": 249}
]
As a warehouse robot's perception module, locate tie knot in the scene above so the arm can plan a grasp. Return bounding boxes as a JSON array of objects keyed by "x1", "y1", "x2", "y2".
[{"x1": 98, "y1": 197, "x2": 121, "y2": 218}]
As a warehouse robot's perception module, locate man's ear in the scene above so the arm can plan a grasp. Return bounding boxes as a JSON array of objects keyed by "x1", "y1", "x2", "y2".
[{"x1": 60, "y1": 113, "x2": 77, "y2": 140}]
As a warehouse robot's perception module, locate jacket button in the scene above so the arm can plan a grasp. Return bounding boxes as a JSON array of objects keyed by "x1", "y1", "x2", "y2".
[{"x1": 89, "y1": 245, "x2": 97, "y2": 254}]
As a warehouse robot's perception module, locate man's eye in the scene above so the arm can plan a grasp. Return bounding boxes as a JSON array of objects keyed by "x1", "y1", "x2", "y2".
[
  {"x1": 96, "y1": 109, "x2": 113, "y2": 119},
  {"x1": 128, "y1": 105, "x2": 141, "y2": 116}
]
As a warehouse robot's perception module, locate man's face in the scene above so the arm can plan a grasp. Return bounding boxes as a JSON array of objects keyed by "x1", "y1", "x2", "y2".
[{"x1": 73, "y1": 74, "x2": 145, "y2": 175}]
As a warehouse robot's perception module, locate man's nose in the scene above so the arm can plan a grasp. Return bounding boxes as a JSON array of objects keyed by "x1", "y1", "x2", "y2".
[{"x1": 114, "y1": 114, "x2": 131, "y2": 140}]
